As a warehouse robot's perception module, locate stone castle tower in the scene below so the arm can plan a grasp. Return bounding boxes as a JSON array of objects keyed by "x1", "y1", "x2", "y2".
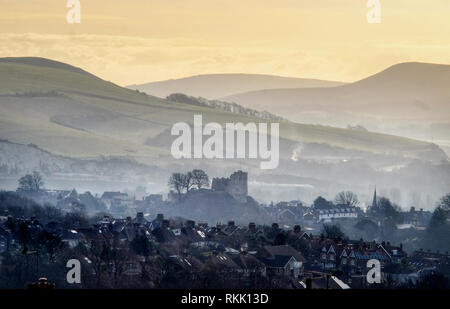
[{"x1": 211, "y1": 170, "x2": 248, "y2": 203}]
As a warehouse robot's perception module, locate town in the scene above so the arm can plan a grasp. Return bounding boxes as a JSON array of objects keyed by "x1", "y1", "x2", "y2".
[{"x1": 0, "y1": 170, "x2": 449, "y2": 289}]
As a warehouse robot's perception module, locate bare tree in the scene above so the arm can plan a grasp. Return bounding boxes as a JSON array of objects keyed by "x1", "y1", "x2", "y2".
[
  {"x1": 183, "y1": 171, "x2": 194, "y2": 193},
  {"x1": 18, "y1": 171, "x2": 44, "y2": 192},
  {"x1": 334, "y1": 191, "x2": 359, "y2": 207},
  {"x1": 169, "y1": 171, "x2": 199, "y2": 195},
  {"x1": 168, "y1": 173, "x2": 185, "y2": 195},
  {"x1": 191, "y1": 169, "x2": 209, "y2": 189}
]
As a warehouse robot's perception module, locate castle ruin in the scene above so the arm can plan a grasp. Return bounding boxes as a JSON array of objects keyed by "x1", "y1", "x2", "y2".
[{"x1": 211, "y1": 170, "x2": 248, "y2": 203}]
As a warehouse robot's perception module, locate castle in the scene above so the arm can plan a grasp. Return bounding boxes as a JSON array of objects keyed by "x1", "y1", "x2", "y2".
[{"x1": 211, "y1": 170, "x2": 248, "y2": 203}]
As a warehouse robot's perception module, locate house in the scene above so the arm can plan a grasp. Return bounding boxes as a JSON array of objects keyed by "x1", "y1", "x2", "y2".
[
  {"x1": 379, "y1": 242, "x2": 407, "y2": 263},
  {"x1": 303, "y1": 212, "x2": 316, "y2": 226},
  {"x1": 145, "y1": 194, "x2": 163, "y2": 204},
  {"x1": 101, "y1": 191, "x2": 133, "y2": 210},
  {"x1": 404, "y1": 207, "x2": 432, "y2": 228},
  {"x1": 149, "y1": 214, "x2": 165, "y2": 231},
  {"x1": 257, "y1": 245, "x2": 304, "y2": 277},
  {"x1": 151, "y1": 220, "x2": 175, "y2": 243},
  {"x1": 410, "y1": 249, "x2": 450, "y2": 268},
  {"x1": 339, "y1": 247, "x2": 357, "y2": 269},
  {"x1": 223, "y1": 221, "x2": 239, "y2": 235},
  {"x1": 167, "y1": 255, "x2": 204, "y2": 280},
  {"x1": 276, "y1": 208, "x2": 298, "y2": 226},
  {"x1": 179, "y1": 220, "x2": 207, "y2": 244},
  {"x1": 207, "y1": 252, "x2": 241, "y2": 277},
  {"x1": 231, "y1": 252, "x2": 266, "y2": 277},
  {"x1": 286, "y1": 225, "x2": 312, "y2": 255},
  {"x1": 244, "y1": 222, "x2": 266, "y2": 248},
  {"x1": 115, "y1": 215, "x2": 154, "y2": 243},
  {"x1": 288, "y1": 225, "x2": 311, "y2": 241},
  {"x1": 314, "y1": 239, "x2": 392, "y2": 273},
  {"x1": 320, "y1": 243, "x2": 339, "y2": 270},
  {"x1": 132, "y1": 212, "x2": 148, "y2": 226}
]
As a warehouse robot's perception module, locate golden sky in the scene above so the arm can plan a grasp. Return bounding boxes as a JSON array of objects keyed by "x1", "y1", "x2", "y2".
[{"x1": 1, "y1": 0, "x2": 450, "y2": 85}]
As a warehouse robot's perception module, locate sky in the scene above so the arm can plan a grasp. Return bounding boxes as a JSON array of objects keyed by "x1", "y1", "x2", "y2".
[{"x1": 1, "y1": 0, "x2": 450, "y2": 86}]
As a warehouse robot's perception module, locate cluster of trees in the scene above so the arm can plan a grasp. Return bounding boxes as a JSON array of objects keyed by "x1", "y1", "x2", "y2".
[
  {"x1": 168, "y1": 169, "x2": 209, "y2": 195},
  {"x1": 322, "y1": 224, "x2": 346, "y2": 240},
  {"x1": 17, "y1": 171, "x2": 44, "y2": 192},
  {"x1": 372, "y1": 197, "x2": 402, "y2": 221},
  {"x1": 424, "y1": 194, "x2": 450, "y2": 251},
  {"x1": 0, "y1": 191, "x2": 61, "y2": 222},
  {"x1": 313, "y1": 191, "x2": 360, "y2": 209},
  {"x1": 14, "y1": 172, "x2": 107, "y2": 216},
  {"x1": 14, "y1": 90, "x2": 62, "y2": 97}
]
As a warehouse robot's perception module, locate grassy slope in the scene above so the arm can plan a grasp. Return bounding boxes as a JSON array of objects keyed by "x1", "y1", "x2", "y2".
[{"x1": 0, "y1": 57, "x2": 440, "y2": 163}]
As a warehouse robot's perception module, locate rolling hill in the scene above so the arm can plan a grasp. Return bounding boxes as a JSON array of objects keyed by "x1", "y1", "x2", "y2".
[
  {"x1": 0, "y1": 57, "x2": 449, "y2": 208},
  {"x1": 127, "y1": 73, "x2": 345, "y2": 100},
  {"x1": 0, "y1": 57, "x2": 442, "y2": 161},
  {"x1": 223, "y1": 62, "x2": 450, "y2": 127}
]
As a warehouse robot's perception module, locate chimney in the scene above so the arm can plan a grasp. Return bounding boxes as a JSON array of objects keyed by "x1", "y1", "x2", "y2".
[
  {"x1": 137, "y1": 212, "x2": 144, "y2": 219},
  {"x1": 293, "y1": 225, "x2": 301, "y2": 233},
  {"x1": 156, "y1": 213, "x2": 164, "y2": 220},
  {"x1": 126, "y1": 216, "x2": 132, "y2": 223},
  {"x1": 186, "y1": 220, "x2": 195, "y2": 229},
  {"x1": 248, "y1": 222, "x2": 256, "y2": 232},
  {"x1": 228, "y1": 220, "x2": 235, "y2": 227}
]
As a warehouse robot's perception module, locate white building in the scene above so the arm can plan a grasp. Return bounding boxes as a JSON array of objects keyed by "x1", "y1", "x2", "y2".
[{"x1": 317, "y1": 208, "x2": 358, "y2": 222}]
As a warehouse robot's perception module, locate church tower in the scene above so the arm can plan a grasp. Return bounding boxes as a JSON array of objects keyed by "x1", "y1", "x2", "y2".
[{"x1": 371, "y1": 186, "x2": 377, "y2": 209}]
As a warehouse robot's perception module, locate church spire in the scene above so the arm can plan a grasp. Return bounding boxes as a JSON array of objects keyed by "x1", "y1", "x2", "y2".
[{"x1": 371, "y1": 186, "x2": 377, "y2": 209}]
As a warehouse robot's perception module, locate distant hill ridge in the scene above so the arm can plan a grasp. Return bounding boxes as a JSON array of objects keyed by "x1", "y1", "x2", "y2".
[
  {"x1": 128, "y1": 73, "x2": 345, "y2": 99},
  {"x1": 222, "y1": 61, "x2": 450, "y2": 127}
]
